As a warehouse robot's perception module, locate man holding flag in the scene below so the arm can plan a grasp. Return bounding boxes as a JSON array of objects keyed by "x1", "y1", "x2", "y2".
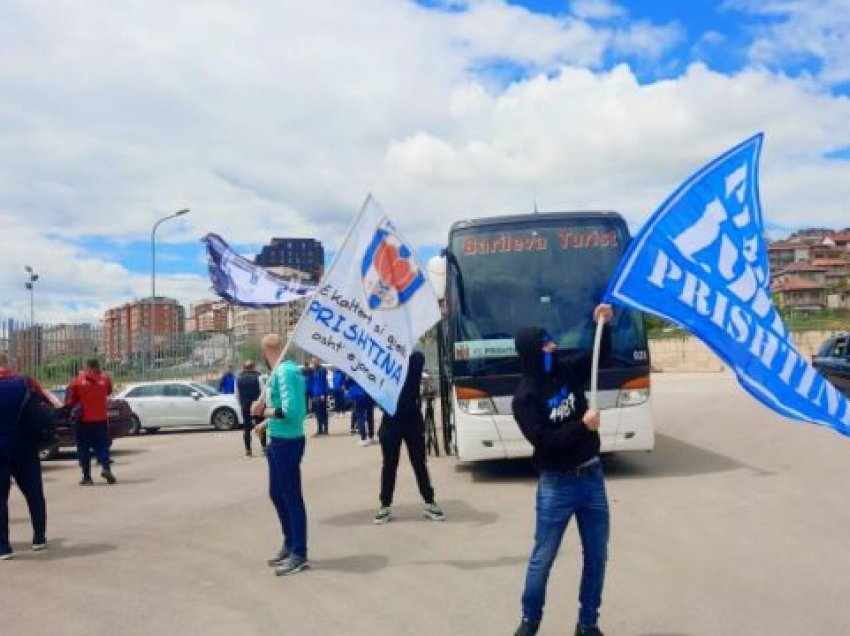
[
  {"x1": 253, "y1": 334, "x2": 309, "y2": 577},
  {"x1": 237, "y1": 195, "x2": 439, "y2": 573},
  {"x1": 513, "y1": 305, "x2": 613, "y2": 636}
]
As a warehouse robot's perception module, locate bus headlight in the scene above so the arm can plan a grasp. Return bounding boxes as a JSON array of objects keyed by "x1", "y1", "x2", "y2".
[
  {"x1": 456, "y1": 387, "x2": 497, "y2": 415},
  {"x1": 617, "y1": 375, "x2": 650, "y2": 408}
]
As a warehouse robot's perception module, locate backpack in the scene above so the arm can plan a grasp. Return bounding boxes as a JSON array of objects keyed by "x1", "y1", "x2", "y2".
[{"x1": 0, "y1": 376, "x2": 29, "y2": 454}]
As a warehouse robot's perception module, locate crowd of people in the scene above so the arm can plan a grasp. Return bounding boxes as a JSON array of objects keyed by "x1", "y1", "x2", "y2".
[{"x1": 2, "y1": 303, "x2": 613, "y2": 636}]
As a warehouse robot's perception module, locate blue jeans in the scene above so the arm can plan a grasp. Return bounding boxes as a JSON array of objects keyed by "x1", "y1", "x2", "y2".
[
  {"x1": 266, "y1": 436, "x2": 307, "y2": 558},
  {"x1": 521, "y1": 462, "x2": 609, "y2": 628}
]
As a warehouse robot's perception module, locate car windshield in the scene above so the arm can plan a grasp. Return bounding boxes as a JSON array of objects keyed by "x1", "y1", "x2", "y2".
[
  {"x1": 190, "y1": 383, "x2": 220, "y2": 397},
  {"x1": 818, "y1": 339, "x2": 836, "y2": 357},
  {"x1": 447, "y1": 217, "x2": 648, "y2": 377}
]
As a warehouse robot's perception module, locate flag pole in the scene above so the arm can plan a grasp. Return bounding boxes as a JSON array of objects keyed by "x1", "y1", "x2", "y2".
[{"x1": 589, "y1": 315, "x2": 605, "y2": 411}]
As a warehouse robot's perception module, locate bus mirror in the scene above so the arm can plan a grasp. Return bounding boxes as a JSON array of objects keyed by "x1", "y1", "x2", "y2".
[{"x1": 427, "y1": 255, "x2": 447, "y2": 301}]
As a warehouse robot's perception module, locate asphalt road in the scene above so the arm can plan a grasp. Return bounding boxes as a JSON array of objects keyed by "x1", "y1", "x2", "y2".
[{"x1": 4, "y1": 374, "x2": 850, "y2": 636}]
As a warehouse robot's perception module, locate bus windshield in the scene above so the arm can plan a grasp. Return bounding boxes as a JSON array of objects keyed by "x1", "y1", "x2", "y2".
[{"x1": 447, "y1": 216, "x2": 648, "y2": 377}]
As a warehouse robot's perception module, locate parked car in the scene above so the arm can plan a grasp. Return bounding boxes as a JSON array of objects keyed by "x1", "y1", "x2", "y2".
[
  {"x1": 813, "y1": 334, "x2": 850, "y2": 397},
  {"x1": 116, "y1": 381, "x2": 243, "y2": 433},
  {"x1": 39, "y1": 387, "x2": 136, "y2": 460}
]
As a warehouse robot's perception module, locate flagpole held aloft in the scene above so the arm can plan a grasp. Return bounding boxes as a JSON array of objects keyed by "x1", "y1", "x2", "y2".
[{"x1": 589, "y1": 316, "x2": 605, "y2": 412}]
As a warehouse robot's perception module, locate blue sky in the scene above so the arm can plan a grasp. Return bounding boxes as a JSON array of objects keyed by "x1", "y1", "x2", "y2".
[{"x1": 1, "y1": 0, "x2": 849, "y2": 321}]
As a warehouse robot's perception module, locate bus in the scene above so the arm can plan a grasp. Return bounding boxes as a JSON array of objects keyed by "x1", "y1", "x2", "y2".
[{"x1": 430, "y1": 211, "x2": 654, "y2": 462}]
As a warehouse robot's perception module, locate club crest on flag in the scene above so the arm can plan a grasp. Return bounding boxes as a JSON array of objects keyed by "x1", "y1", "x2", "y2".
[{"x1": 361, "y1": 222, "x2": 426, "y2": 311}]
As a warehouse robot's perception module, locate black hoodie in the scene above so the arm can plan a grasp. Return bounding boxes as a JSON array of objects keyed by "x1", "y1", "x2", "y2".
[{"x1": 512, "y1": 326, "x2": 608, "y2": 472}]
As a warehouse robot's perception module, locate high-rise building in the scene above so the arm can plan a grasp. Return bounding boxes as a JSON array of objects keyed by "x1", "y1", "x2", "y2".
[
  {"x1": 188, "y1": 300, "x2": 232, "y2": 333},
  {"x1": 255, "y1": 238, "x2": 324, "y2": 283},
  {"x1": 103, "y1": 298, "x2": 185, "y2": 362}
]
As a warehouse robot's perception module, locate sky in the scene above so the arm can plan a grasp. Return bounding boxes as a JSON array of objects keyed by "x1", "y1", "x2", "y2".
[{"x1": 1, "y1": 0, "x2": 849, "y2": 323}]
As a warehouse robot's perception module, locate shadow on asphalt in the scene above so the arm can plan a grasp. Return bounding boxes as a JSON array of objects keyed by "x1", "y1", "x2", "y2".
[
  {"x1": 321, "y1": 499, "x2": 499, "y2": 527},
  {"x1": 147, "y1": 428, "x2": 224, "y2": 436},
  {"x1": 42, "y1": 445, "x2": 149, "y2": 464},
  {"x1": 314, "y1": 554, "x2": 390, "y2": 574},
  {"x1": 635, "y1": 633, "x2": 699, "y2": 636},
  {"x1": 110, "y1": 447, "x2": 149, "y2": 457},
  {"x1": 454, "y1": 433, "x2": 768, "y2": 483},
  {"x1": 411, "y1": 555, "x2": 527, "y2": 570},
  {"x1": 602, "y1": 433, "x2": 769, "y2": 480},
  {"x1": 14, "y1": 537, "x2": 117, "y2": 561},
  {"x1": 455, "y1": 459, "x2": 537, "y2": 483}
]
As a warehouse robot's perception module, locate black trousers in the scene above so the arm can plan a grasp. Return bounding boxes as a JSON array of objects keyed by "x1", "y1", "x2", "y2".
[
  {"x1": 1, "y1": 446, "x2": 47, "y2": 549},
  {"x1": 241, "y1": 408, "x2": 267, "y2": 452},
  {"x1": 76, "y1": 422, "x2": 111, "y2": 476},
  {"x1": 379, "y1": 418, "x2": 435, "y2": 507}
]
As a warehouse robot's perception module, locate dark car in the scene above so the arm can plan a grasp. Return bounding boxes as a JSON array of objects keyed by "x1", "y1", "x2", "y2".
[
  {"x1": 813, "y1": 334, "x2": 850, "y2": 398},
  {"x1": 39, "y1": 387, "x2": 137, "y2": 460}
]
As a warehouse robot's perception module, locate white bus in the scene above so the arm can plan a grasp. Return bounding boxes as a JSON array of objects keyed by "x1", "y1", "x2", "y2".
[{"x1": 430, "y1": 211, "x2": 654, "y2": 462}]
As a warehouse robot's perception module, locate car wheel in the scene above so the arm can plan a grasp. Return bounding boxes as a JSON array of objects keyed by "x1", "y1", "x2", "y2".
[
  {"x1": 212, "y1": 407, "x2": 238, "y2": 431},
  {"x1": 129, "y1": 415, "x2": 142, "y2": 436},
  {"x1": 39, "y1": 444, "x2": 59, "y2": 461}
]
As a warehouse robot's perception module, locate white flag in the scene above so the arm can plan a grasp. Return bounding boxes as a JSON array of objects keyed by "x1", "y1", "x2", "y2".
[{"x1": 290, "y1": 196, "x2": 440, "y2": 415}]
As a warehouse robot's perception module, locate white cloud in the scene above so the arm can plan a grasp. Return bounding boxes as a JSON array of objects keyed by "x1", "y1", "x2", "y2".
[
  {"x1": 729, "y1": 0, "x2": 850, "y2": 85},
  {"x1": 0, "y1": 213, "x2": 210, "y2": 323},
  {"x1": 571, "y1": 0, "x2": 626, "y2": 21},
  {"x1": 385, "y1": 63, "x2": 850, "y2": 236},
  {"x1": 0, "y1": 0, "x2": 848, "y2": 323},
  {"x1": 610, "y1": 21, "x2": 684, "y2": 61}
]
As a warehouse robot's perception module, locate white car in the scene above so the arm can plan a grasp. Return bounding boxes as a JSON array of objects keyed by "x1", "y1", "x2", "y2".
[{"x1": 117, "y1": 381, "x2": 243, "y2": 433}]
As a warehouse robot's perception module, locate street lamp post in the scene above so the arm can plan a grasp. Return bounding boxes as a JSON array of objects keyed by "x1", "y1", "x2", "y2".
[
  {"x1": 150, "y1": 209, "x2": 189, "y2": 372},
  {"x1": 24, "y1": 266, "x2": 38, "y2": 374}
]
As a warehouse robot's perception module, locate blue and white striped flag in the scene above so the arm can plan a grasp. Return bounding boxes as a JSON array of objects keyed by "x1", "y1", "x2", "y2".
[
  {"x1": 202, "y1": 233, "x2": 316, "y2": 307},
  {"x1": 605, "y1": 134, "x2": 850, "y2": 437}
]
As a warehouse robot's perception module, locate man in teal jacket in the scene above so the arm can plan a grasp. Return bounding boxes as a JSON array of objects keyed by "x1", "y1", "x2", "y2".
[{"x1": 253, "y1": 334, "x2": 308, "y2": 576}]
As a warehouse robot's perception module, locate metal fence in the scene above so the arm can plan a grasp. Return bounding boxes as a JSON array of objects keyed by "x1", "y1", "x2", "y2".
[
  {"x1": 0, "y1": 318, "x2": 267, "y2": 391},
  {"x1": 0, "y1": 313, "x2": 444, "y2": 394}
]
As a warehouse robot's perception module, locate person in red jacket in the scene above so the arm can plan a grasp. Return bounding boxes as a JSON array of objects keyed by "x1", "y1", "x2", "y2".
[{"x1": 65, "y1": 359, "x2": 116, "y2": 486}]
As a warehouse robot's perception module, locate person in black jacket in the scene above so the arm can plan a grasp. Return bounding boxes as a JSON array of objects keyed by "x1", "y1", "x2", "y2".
[
  {"x1": 235, "y1": 361, "x2": 265, "y2": 456},
  {"x1": 373, "y1": 351, "x2": 444, "y2": 524},
  {"x1": 513, "y1": 304, "x2": 613, "y2": 636}
]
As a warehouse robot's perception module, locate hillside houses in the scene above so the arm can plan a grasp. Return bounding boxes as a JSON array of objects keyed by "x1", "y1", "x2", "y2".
[{"x1": 769, "y1": 228, "x2": 850, "y2": 312}]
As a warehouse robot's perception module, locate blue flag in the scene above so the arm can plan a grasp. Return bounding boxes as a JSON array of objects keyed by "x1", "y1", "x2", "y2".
[
  {"x1": 202, "y1": 233, "x2": 316, "y2": 307},
  {"x1": 605, "y1": 134, "x2": 850, "y2": 437}
]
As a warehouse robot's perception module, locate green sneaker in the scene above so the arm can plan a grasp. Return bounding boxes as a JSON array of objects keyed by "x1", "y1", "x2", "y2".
[
  {"x1": 423, "y1": 501, "x2": 445, "y2": 522},
  {"x1": 373, "y1": 506, "x2": 391, "y2": 524}
]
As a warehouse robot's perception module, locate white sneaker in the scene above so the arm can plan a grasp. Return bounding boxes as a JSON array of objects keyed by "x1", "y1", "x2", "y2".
[{"x1": 358, "y1": 438, "x2": 372, "y2": 447}]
